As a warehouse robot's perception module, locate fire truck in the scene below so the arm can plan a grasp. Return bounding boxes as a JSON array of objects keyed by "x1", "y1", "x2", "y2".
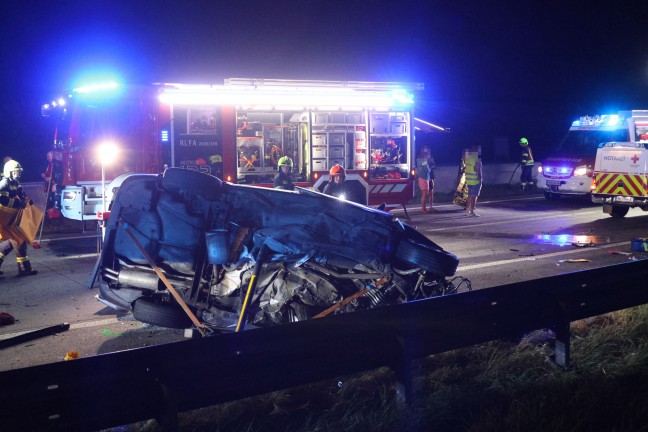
[
  {"x1": 40, "y1": 78, "x2": 422, "y2": 221},
  {"x1": 591, "y1": 140, "x2": 648, "y2": 217},
  {"x1": 536, "y1": 110, "x2": 648, "y2": 200}
]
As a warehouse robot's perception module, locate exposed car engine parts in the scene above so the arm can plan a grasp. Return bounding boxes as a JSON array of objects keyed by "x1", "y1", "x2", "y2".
[{"x1": 96, "y1": 169, "x2": 469, "y2": 332}]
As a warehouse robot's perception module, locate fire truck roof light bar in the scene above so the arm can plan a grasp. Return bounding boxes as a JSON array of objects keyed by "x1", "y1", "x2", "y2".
[
  {"x1": 224, "y1": 78, "x2": 424, "y2": 91},
  {"x1": 159, "y1": 84, "x2": 414, "y2": 109}
]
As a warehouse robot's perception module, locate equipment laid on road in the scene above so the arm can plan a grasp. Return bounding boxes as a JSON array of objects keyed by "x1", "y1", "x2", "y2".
[
  {"x1": 537, "y1": 111, "x2": 648, "y2": 200},
  {"x1": 591, "y1": 141, "x2": 648, "y2": 218}
]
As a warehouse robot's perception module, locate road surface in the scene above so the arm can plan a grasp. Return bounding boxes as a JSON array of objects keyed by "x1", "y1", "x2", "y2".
[{"x1": 1, "y1": 193, "x2": 647, "y2": 370}]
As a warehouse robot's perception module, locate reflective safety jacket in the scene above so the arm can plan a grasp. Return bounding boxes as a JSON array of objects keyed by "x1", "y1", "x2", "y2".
[
  {"x1": 0, "y1": 177, "x2": 27, "y2": 209},
  {"x1": 521, "y1": 145, "x2": 535, "y2": 166},
  {"x1": 465, "y1": 156, "x2": 481, "y2": 186}
]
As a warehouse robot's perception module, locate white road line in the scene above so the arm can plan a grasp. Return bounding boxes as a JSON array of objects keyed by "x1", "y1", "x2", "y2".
[
  {"x1": 426, "y1": 209, "x2": 600, "y2": 232},
  {"x1": 457, "y1": 240, "x2": 632, "y2": 271},
  {"x1": 70, "y1": 317, "x2": 122, "y2": 329}
]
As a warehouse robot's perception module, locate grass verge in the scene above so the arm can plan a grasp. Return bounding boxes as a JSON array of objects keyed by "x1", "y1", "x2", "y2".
[{"x1": 112, "y1": 304, "x2": 648, "y2": 432}]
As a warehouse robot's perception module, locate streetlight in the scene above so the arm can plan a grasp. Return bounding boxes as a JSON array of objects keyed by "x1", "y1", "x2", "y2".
[{"x1": 97, "y1": 141, "x2": 119, "y2": 217}]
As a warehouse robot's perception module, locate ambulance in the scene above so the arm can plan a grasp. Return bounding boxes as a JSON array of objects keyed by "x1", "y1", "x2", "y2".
[
  {"x1": 591, "y1": 141, "x2": 648, "y2": 217},
  {"x1": 537, "y1": 111, "x2": 648, "y2": 200}
]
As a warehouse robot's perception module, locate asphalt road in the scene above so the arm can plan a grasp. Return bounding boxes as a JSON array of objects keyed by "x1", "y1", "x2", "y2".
[{"x1": 1, "y1": 193, "x2": 647, "y2": 371}]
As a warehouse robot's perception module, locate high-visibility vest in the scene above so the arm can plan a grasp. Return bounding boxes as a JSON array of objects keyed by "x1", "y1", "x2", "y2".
[
  {"x1": 521, "y1": 146, "x2": 535, "y2": 166},
  {"x1": 465, "y1": 156, "x2": 480, "y2": 186}
]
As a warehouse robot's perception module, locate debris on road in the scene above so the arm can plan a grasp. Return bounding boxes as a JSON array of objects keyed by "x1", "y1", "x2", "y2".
[
  {"x1": 558, "y1": 259, "x2": 592, "y2": 263},
  {"x1": 64, "y1": 351, "x2": 79, "y2": 361},
  {"x1": 0, "y1": 312, "x2": 16, "y2": 326},
  {"x1": 608, "y1": 250, "x2": 632, "y2": 256},
  {"x1": 572, "y1": 241, "x2": 594, "y2": 247},
  {"x1": 0, "y1": 323, "x2": 70, "y2": 350},
  {"x1": 631, "y1": 238, "x2": 648, "y2": 252},
  {"x1": 101, "y1": 329, "x2": 121, "y2": 337}
]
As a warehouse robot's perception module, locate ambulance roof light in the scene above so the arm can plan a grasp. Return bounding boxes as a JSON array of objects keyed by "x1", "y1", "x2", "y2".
[
  {"x1": 605, "y1": 114, "x2": 620, "y2": 126},
  {"x1": 72, "y1": 82, "x2": 119, "y2": 94},
  {"x1": 573, "y1": 114, "x2": 623, "y2": 128}
]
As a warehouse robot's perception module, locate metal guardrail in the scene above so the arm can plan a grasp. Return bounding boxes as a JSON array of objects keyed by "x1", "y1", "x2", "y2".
[{"x1": 1, "y1": 259, "x2": 647, "y2": 431}]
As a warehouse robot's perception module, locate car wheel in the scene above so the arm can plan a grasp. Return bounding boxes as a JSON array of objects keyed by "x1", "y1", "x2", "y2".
[
  {"x1": 133, "y1": 297, "x2": 193, "y2": 329},
  {"x1": 610, "y1": 206, "x2": 629, "y2": 218},
  {"x1": 396, "y1": 238, "x2": 459, "y2": 277}
]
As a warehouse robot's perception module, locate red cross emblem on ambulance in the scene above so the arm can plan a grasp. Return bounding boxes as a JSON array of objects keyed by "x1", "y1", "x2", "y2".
[{"x1": 631, "y1": 154, "x2": 640, "y2": 164}]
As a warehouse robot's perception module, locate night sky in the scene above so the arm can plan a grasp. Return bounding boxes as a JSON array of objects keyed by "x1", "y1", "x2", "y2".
[{"x1": 2, "y1": 0, "x2": 647, "y2": 180}]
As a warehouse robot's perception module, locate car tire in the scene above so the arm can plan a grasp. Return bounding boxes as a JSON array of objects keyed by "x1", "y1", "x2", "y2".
[
  {"x1": 396, "y1": 238, "x2": 459, "y2": 277},
  {"x1": 133, "y1": 297, "x2": 193, "y2": 329},
  {"x1": 610, "y1": 206, "x2": 629, "y2": 218}
]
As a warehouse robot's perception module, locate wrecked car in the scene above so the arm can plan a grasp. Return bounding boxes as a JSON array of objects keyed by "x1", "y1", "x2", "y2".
[{"x1": 96, "y1": 168, "x2": 463, "y2": 331}]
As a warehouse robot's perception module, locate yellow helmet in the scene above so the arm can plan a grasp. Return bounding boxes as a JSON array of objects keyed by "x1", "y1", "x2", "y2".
[
  {"x1": 278, "y1": 156, "x2": 293, "y2": 167},
  {"x1": 519, "y1": 137, "x2": 529, "y2": 146},
  {"x1": 3, "y1": 160, "x2": 22, "y2": 178}
]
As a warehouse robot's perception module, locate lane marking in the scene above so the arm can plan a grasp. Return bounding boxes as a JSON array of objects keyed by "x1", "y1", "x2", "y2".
[
  {"x1": 426, "y1": 209, "x2": 599, "y2": 232},
  {"x1": 70, "y1": 317, "x2": 123, "y2": 329},
  {"x1": 457, "y1": 240, "x2": 631, "y2": 271}
]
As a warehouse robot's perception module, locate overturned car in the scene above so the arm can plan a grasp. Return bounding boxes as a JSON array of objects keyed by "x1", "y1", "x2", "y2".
[{"x1": 96, "y1": 168, "x2": 464, "y2": 332}]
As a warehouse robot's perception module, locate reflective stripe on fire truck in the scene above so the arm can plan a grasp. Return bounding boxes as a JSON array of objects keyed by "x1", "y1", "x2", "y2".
[
  {"x1": 594, "y1": 173, "x2": 648, "y2": 196},
  {"x1": 370, "y1": 184, "x2": 407, "y2": 194}
]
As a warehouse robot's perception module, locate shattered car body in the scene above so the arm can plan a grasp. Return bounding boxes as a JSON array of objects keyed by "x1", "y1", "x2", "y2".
[{"x1": 97, "y1": 168, "x2": 461, "y2": 331}]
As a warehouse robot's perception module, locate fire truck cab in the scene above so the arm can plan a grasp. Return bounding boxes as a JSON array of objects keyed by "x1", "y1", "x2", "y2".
[
  {"x1": 536, "y1": 111, "x2": 648, "y2": 200},
  {"x1": 41, "y1": 78, "x2": 422, "y2": 221},
  {"x1": 591, "y1": 141, "x2": 648, "y2": 217}
]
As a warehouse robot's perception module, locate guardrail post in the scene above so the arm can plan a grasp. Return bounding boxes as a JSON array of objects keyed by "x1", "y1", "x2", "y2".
[
  {"x1": 390, "y1": 335, "x2": 414, "y2": 405},
  {"x1": 553, "y1": 302, "x2": 571, "y2": 367},
  {"x1": 153, "y1": 372, "x2": 179, "y2": 432}
]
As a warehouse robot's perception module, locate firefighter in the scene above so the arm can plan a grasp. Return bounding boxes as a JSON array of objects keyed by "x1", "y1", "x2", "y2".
[
  {"x1": 323, "y1": 164, "x2": 348, "y2": 199},
  {"x1": 519, "y1": 137, "x2": 535, "y2": 191},
  {"x1": 0, "y1": 160, "x2": 38, "y2": 276},
  {"x1": 273, "y1": 156, "x2": 295, "y2": 191}
]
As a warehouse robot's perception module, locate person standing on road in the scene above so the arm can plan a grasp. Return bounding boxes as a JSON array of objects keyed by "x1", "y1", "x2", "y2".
[
  {"x1": 464, "y1": 147, "x2": 482, "y2": 217},
  {"x1": 415, "y1": 149, "x2": 437, "y2": 213},
  {"x1": 519, "y1": 137, "x2": 535, "y2": 191},
  {"x1": 0, "y1": 160, "x2": 38, "y2": 276},
  {"x1": 273, "y1": 156, "x2": 295, "y2": 191}
]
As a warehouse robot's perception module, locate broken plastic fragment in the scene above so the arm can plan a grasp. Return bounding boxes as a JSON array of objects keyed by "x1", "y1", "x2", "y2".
[
  {"x1": 64, "y1": 351, "x2": 79, "y2": 361},
  {"x1": 572, "y1": 242, "x2": 594, "y2": 247},
  {"x1": 558, "y1": 259, "x2": 591, "y2": 263},
  {"x1": 101, "y1": 329, "x2": 121, "y2": 337}
]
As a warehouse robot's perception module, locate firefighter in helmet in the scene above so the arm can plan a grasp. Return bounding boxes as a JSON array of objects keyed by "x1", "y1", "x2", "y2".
[
  {"x1": 0, "y1": 160, "x2": 38, "y2": 276},
  {"x1": 273, "y1": 156, "x2": 295, "y2": 191},
  {"x1": 323, "y1": 164, "x2": 348, "y2": 199},
  {"x1": 519, "y1": 137, "x2": 535, "y2": 191}
]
